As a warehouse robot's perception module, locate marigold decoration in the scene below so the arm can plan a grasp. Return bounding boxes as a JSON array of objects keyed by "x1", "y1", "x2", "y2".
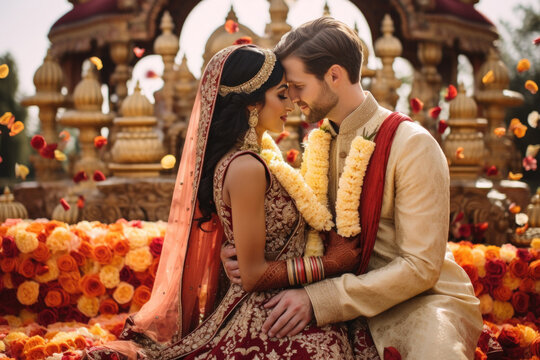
[
  {"x1": 525, "y1": 80, "x2": 538, "y2": 94},
  {"x1": 428, "y1": 106, "x2": 441, "y2": 119},
  {"x1": 233, "y1": 36, "x2": 252, "y2": 45},
  {"x1": 410, "y1": 97, "x2": 424, "y2": 113},
  {"x1": 60, "y1": 198, "x2": 71, "y2": 211},
  {"x1": 494, "y1": 127, "x2": 506, "y2": 138},
  {"x1": 438, "y1": 119, "x2": 448, "y2": 134},
  {"x1": 224, "y1": 19, "x2": 239, "y2": 34},
  {"x1": 482, "y1": 70, "x2": 495, "y2": 84},
  {"x1": 133, "y1": 47, "x2": 145, "y2": 58},
  {"x1": 30, "y1": 135, "x2": 46, "y2": 150},
  {"x1": 0, "y1": 63, "x2": 9, "y2": 78},
  {"x1": 14, "y1": 163, "x2": 29, "y2": 180},
  {"x1": 89, "y1": 57, "x2": 103, "y2": 70},
  {"x1": 445, "y1": 84, "x2": 457, "y2": 101},
  {"x1": 93, "y1": 170, "x2": 106, "y2": 182},
  {"x1": 93, "y1": 135, "x2": 107, "y2": 149},
  {"x1": 160, "y1": 154, "x2": 176, "y2": 169},
  {"x1": 517, "y1": 59, "x2": 531, "y2": 73}
]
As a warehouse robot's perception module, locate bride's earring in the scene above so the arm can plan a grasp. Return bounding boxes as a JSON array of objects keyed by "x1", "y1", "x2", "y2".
[{"x1": 241, "y1": 108, "x2": 260, "y2": 152}]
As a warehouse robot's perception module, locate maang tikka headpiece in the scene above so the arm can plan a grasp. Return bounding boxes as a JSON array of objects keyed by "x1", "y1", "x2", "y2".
[{"x1": 219, "y1": 48, "x2": 277, "y2": 97}]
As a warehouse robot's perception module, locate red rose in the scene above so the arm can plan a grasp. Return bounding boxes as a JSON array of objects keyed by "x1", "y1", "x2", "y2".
[
  {"x1": 2, "y1": 236, "x2": 18, "y2": 257},
  {"x1": 530, "y1": 260, "x2": 540, "y2": 280},
  {"x1": 30, "y1": 135, "x2": 46, "y2": 150},
  {"x1": 497, "y1": 324, "x2": 521, "y2": 349},
  {"x1": 149, "y1": 237, "x2": 164, "y2": 257},
  {"x1": 485, "y1": 258, "x2": 506, "y2": 279},
  {"x1": 383, "y1": 346, "x2": 401, "y2": 360},
  {"x1": 39, "y1": 143, "x2": 58, "y2": 159},
  {"x1": 511, "y1": 291, "x2": 529, "y2": 314},
  {"x1": 37, "y1": 308, "x2": 58, "y2": 326},
  {"x1": 481, "y1": 274, "x2": 502, "y2": 294},
  {"x1": 531, "y1": 336, "x2": 540, "y2": 356},
  {"x1": 517, "y1": 248, "x2": 533, "y2": 263},
  {"x1": 461, "y1": 263, "x2": 478, "y2": 282},
  {"x1": 120, "y1": 266, "x2": 139, "y2": 286},
  {"x1": 509, "y1": 258, "x2": 529, "y2": 278}
]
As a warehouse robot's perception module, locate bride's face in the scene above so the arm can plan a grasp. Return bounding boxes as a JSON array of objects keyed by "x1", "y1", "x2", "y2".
[{"x1": 256, "y1": 76, "x2": 294, "y2": 134}]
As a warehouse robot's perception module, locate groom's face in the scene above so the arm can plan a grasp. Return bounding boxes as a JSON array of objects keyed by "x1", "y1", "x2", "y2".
[{"x1": 282, "y1": 56, "x2": 338, "y2": 124}]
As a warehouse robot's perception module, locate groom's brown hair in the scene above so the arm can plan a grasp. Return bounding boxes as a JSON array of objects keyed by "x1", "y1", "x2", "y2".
[{"x1": 274, "y1": 17, "x2": 363, "y2": 84}]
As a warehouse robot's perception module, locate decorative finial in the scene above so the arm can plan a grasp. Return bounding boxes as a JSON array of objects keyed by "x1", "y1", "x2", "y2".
[
  {"x1": 323, "y1": 1, "x2": 330, "y2": 16},
  {"x1": 226, "y1": 5, "x2": 239, "y2": 22}
]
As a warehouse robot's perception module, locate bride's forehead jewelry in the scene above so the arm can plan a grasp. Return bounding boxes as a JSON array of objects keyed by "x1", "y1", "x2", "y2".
[{"x1": 219, "y1": 48, "x2": 277, "y2": 97}]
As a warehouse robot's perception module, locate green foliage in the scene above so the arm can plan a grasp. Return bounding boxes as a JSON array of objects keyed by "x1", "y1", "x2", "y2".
[
  {"x1": 0, "y1": 52, "x2": 29, "y2": 181},
  {"x1": 499, "y1": 4, "x2": 540, "y2": 190}
]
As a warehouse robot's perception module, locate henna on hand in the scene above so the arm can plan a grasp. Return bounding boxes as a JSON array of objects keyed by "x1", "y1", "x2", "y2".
[
  {"x1": 322, "y1": 230, "x2": 362, "y2": 276},
  {"x1": 251, "y1": 261, "x2": 290, "y2": 292}
]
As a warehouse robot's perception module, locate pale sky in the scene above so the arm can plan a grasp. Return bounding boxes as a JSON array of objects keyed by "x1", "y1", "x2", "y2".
[{"x1": 0, "y1": 0, "x2": 537, "y2": 120}]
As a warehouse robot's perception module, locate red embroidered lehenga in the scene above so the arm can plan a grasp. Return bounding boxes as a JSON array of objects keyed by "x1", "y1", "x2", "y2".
[{"x1": 85, "y1": 45, "x2": 378, "y2": 360}]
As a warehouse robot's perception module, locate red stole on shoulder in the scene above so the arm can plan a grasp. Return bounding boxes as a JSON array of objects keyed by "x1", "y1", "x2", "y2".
[{"x1": 356, "y1": 112, "x2": 411, "y2": 275}]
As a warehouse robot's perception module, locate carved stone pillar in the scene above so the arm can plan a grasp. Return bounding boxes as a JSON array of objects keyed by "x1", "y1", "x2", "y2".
[
  {"x1": 109, "y1": 37, "x2": 131, "y2": 110},
  {"x1": 442, "y1": 84, "x2": 487, "y2": 179},
  {"x1": 21, "y1": 49, "x2": 65, "y2": 181},
  {"x1": 373, "y1": 14, "x2": 402, "y2": 110},
  {"x1": 475, "y1": 48, "x2": 524, "y2": 179}
]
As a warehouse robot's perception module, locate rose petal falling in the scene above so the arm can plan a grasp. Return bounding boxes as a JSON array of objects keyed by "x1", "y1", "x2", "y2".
[
  {"x1": 60, "y1": 198, "x2": 71, "y2": 211},
  {"x1": 286, "y1": 149, "x2": 299, "y2": 163},
  {"x1": 523, "y1": 156, "x2": 537, "y2": 171},
  {"x1": 494, "y1": 127, "x2": 506, "y2": 138},
  {"x1": 527, "y1": 111, "x2": 539, "y2": 128},
  {"x1": 77, "y1": 195, "x2": 85, "y2": 209},
  {"x1": 133, "y1": 47, "x2": 145, "y2": 58},
  {"x1": 39, "y1": 143, "x2": 58, "y2": 159},
  {"x1": 509, "y1": 118, "x2": 527, "y2": 138},
  {"x1": 30, "y1": 135, "x2": 46, "y2": 150},
  {"x1": 455, "y1": 147, "x2": 465, "y2": 159},
  {"x1": 508, "y1": 172, "x2": 523, "y2": 181},
  {"x1": 0, "y1": 112, "x2": 13, "y2": 125},
  {"x1": 94, "y1": 135, "x2": 107, "y2": 149},
  {"x1": 437, "y1": 119, "x2": 448, "y2": 134},
  {"x1": 516, "y1": 59, "x2": 531, "y2": 73},
  {"x1": 428, "y1": 106, "x2": 441, "y2": 119},
  {"x1": 482, "y1": 70, "x2": 494, "y2": 84},
  {"x1": 534, "y1": 36, "x2": 540, "y2": 45},
  {"x1": 90, "y1": 56, "x2": 103, "y2": 70},
  {"x1": 233, "y1": 36, "x2": 252, "y2": 45},
  {"x1": 515, "y1": 213, "x2": 529, "y2": 227},
  {"x1": 160, "y1": 154, "x2": 176, "y2": 169},
  {"x1": 509, "y1": 203, "x2": 521, "y2": 214},
  {"x1": 444, "y1": 85, "x2": 457, "y2": 101},
  {"x1": 485, "y1": 165, "x2": 498, "y2": 177},
  {"x1": 59, "y1": 130, "x2": 71, "y2": 142},
  {"x1": 73, "y1": 171, "x2": 88, "y2": 183},
  {"x1": 0, "y1": 64, "x2": 9, "y2": 79},
  {"x1": 15, "y1": 163, "x2": 29, "y2": 180},
  {"x1": 54, "y1": 150, "x2": 67, "y2": 162},
  {"x1": 8, "y1": 121, "x2": 24, "y2": 136},
  {"x1": 224, "y1": 19, "x2": 239, "y2": 34},
  {"x1": 525, "y1": 80, "x2": 538, "y2": 94},
  {"x1": 275, "y1": 131, "x2": 290, "y2": 144},
  {"x1": 93, "y1": 170, "x2": 106, "y2": 182},
  {"x1": 526, "y1": 144, "x2": 540, "y2": 158},
  {"x1": 410, "y1": 98, "x2": 424, "y2": 113}
]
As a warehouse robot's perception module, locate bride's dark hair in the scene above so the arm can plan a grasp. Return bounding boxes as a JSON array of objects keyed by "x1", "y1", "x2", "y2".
[{"x1": 197, "y1": 46, "x2": 285, "y2": 226}]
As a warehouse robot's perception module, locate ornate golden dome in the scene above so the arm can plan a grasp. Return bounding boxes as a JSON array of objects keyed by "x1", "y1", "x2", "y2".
[
  {"x1": 374, "y1": 15, "x2": 402, "y2": 59},
  {"x1": 202, "y1": 6, "x2": 259, "y2": 70},
  {"x1": 51, "y1": 194, "x2": 80, "y2": 224},
  {"x1": 449, "y1": 83, "x2": 478, "y2": 120},
  {"x1": 477, "y1": 48, "x2": 509, "y2": 91},
  {"x1": 121, "y1": 82, "x2": 153, "y2": 117},
  {"x1": 154, "y1": 11, "x2": 179, "y2": 57},
  {"x1": 33, "y1": 49, "x2": 63, "y2": 93},
  {"x1": 73, "y1": 67, "x2": 103, "y2": 111},
  {"x1": 0, "y1": 187, "x2": 28, "y2": 222}
]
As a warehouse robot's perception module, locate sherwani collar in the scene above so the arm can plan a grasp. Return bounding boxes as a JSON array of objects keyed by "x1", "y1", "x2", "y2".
[{"x1": 323, "y1": 92, "x2": 379, "y2": 137}]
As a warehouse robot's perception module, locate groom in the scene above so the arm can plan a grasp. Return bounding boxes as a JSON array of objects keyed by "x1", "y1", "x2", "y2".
[{"x1": 222, "y1": 17, "x2": 483, "y2": 359}]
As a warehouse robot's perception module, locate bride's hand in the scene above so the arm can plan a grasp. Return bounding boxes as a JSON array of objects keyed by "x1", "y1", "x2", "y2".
[
  {"x1": 221, "y1": 243, "x2": 242, "y2": 285},
  {"x1": 321, "y1": 230, "x2": 361, "y2": 275}
]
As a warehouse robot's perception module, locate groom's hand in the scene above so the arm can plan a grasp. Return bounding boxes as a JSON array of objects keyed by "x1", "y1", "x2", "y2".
[
  {"x1": 221, "y1": 243, "x2": 241, "y2": 285},
  {"x1": 262, "y1": 289, "x2": 313, "y2": 338}
]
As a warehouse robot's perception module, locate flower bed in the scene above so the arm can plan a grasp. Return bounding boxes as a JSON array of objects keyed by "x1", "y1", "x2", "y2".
[
  {"x1": 449, "y1": 240, "x2": 540, "y2": 359},
  {"x1": 0, "y1": 219, "x2": 539, "y2": 359}
]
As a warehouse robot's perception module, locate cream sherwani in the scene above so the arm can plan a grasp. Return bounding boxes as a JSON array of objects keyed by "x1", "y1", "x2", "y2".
[{"x1": 304, "y1": 93, "x2": 483, "y2": 359}]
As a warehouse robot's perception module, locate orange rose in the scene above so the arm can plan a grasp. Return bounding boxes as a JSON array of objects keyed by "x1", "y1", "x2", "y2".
[
  {"x1": 72, "y1": 228, "x2": 91, "y2": 242},
  {"x1": 105, "y1": 232, "x2": 125, "y2": 247},
  {"x1": 99, "y1": 298, "x2": 119, "y2": 315},
  {"x1": 519, "y1": 277, "x2": 535, "y2": 293},
  {"x1": 93, "y1": 245, "x2": 112, "y2": 264},
  {"x1": 149, "y1": 257, "x2": 160, "y2": 279},
  {"x1": 10, "y1": 339, "x2": 25, "y2": 358},
  {"x1": 18, "y1": 257, "x2": 36, "y2": 278},
  {"x1": 58, "y1": 271, "x2": 81, "y2": 294},
  {"x1": 73, "y1": 335, "x2": 87, "y2": 349},
  {"x1": 460, "y1": 263, "x2": 478, "y2": 282},
  {"x1": 530, "y1": 260, "x2": 540, "y2": 280},
  {"x1": 133, "y1": 285, "x2": 152, "y2": 306},
  {"x1": 77, "y1": 241, "x2": 94, "y2": 258},
  {"x1": 57, "y1": 342, "x2": 70, "y2": 353},
  {"x1": 57, "y1": 254, "x2": 78, "y2": 272},
  {"x1": 44, "y1": 220, "x2": 64, "y2": 235},
  {"x1": 45, "y1": 342, "x2": 60, "y2": 356},
  {"x1": 25, "y1": 345, "x2": 46, "y2": 360},
  {"x1": 1, "y1": 257, "x2": 17, "y2": 273},
  {"x1": 79, "y1": 274, "x2": 106, "y2": 297},
  {"x1": 70, "y1": 251, "x2": 86, "y2": 267},
  {"x1": 108, "y1": 223, "x2": 123, "y2": 232},
  {"x1": 453, "y1": 246, "x2": 474, "y2": 266},
  {"x1": 25, "y1": 223, "x2": 44, "y2": 234},
  {"x1": 493, "y1": 285, "x2": 513, "y2": 302},
  {"x1": 485, "y1": 246, "x2": 500, "y2": 260},
  {"x1": 44, "y1": 289, "x2": 65, "y2": 308},
  {"x1": 113, "y1": 239, "x2": 130, "y2": 256},
  {"x1": 509, "y1": 258, "x2": 529, "y2": 278},
  {"x1": 0, "y1": 225, "x2": 8, "y2": 236},
  {"x1": 31, "y1": 242, "x2": 50, "y2": 263},
  {"x1": 473, "y1": 280, "x2": 484, "y2": 297}
]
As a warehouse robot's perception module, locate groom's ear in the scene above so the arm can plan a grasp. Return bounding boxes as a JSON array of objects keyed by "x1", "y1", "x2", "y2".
[{"x1": 326, "y1": 65, "x2": 344, "y2": 85}]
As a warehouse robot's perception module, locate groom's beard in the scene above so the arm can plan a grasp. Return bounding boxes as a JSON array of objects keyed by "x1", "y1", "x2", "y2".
[{"x1": 300, "y1": 81, "x2": 339, "y2": 124}]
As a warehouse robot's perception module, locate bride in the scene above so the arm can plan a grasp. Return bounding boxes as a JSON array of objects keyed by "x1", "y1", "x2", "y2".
[{"x1": 85, "y1": 44, "x2": 372, "y2": 359}]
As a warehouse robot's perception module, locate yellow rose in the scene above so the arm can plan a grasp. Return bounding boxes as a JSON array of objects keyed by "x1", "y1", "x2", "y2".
[
  {"x1": 17, "y1": 280, "x2": 40, "y2": 305},
  {"x1": 141, "y1": 222, "x2": 161, "y2": 238},
  {"x1": 89, "y1": 323, "x2": 108, "y2": 338},
  {"x1": 499, "y1": 243, "x2": 517, "y2": 263},
  {"x1": 110, "y1": 255, "x2": 125, "y2": 269},
  {"x1": 46, "y1": 227, "x2": 73, "y2": 252},
  {"x1": 77, "y1": 295, "x2": 99, "y2": 318},
  {"x1": 34, "y1": 257, "x2": 59, "y2": 283},
  {"x1": 80, "y1": 258, "x2": 100, "y2": 275},
  {"x1": 502, "y1": 272, "x2": 521, "y2": 291},
  {"x1": 3, "y1": 315, "x2": 22, "y2": 328},
  {"x1": 477, "y1": 265, "x2": 486, "y2": 278},
  {"x1": 4, "y1": 331, "x2": 28, "y2": 345},
  {"x1": 113, "y1": 281, "x2": 134, "y2": 304},
  {"x1": 447, "y1": 242, "x2": 460, "y2": 253},
  {"x1": 124, "y1": 227, "x2": 149, "y2": 249},
  {"x1": 3, "y1": 273, "x2": 14, "y2": 289},
  {"x1": 15, "y1": 229, "x2": 39, "y2": 253},
  {"x1": 5, "y1": 222, "x2": 27, "y2": 238},
  {"x1": 492, "y1": 300, "x2": 514, "y2": 322},
  {"x1": 0, "y1": 340, "x2": 5, "y2": 352},
  {"x1": 517, "y1": 324, "x2": 538, "y2": 347},
  {"x1": 19, "y1": 309, "x2": 37, "y2": 325},
  {"x1": 99, "y1": 265, "x2": 120, "y2": 289},
  {"x1": 471, "y1": 248, "x2": 486, "y2": 268},
  {"x1": 125, "y1": 246, "x2": 153, "y2": 272},
  {"x1": 74, "y1": 221, "x2": 94, "y2": 233},
  {"x1": 478, "y1": 294, "x2": 493, "y2": 314},
  {"x1": 531, "y1": 238, "x2": 540, "y2": 249}
]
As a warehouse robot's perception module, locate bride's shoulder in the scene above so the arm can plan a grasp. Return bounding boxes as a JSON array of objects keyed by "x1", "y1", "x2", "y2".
[{"x1": 226, "y1": 152, "x2": 266, "y2": 182}]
